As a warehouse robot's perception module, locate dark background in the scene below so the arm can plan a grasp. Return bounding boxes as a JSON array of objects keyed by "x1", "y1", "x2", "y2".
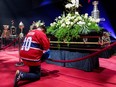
[{"x1": 0, "y1": 0, "x2": 116, "y2": 37}]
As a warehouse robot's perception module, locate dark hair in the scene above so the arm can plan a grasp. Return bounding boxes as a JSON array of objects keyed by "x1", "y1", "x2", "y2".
[
  {"x1": 38, "y1": 25, "x2": 47, "y2": 32},
  {"x1": 32, "y1": 26, "x2": 37, "y2": 29}
]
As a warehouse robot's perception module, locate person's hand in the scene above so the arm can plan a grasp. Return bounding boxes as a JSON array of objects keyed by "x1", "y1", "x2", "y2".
[{"x1": 43, "y1": 50, "x2": 46, "y2": 53}]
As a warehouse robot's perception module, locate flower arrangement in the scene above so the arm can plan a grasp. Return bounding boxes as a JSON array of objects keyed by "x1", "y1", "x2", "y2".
[
  {"x1": 47, "y1": 0, "x2": 102, "y2": 42},
  {"x1": 47, "y1": 11, "x2": 102, "y2": 42},
  {"x1": 65, "y1": 0, "x2": 79, "y2": 13}
]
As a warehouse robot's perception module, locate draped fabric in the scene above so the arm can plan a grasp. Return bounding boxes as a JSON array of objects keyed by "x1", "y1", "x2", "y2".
[
  {"x1": 46, "y1": 50, "x2": 99, "y2": 72},
  {"x1": 100, "y1": 49, "x2": 114, "y2": 58},
  {"x1": 64, "y1": 50, "x2": 99, "y2": 71},
  {"x1": 46, "y1": 46, "x2": 115, "y2": 71},
  {"x1": 46, "y1": 50, "x2": 65, "y2": 66}
]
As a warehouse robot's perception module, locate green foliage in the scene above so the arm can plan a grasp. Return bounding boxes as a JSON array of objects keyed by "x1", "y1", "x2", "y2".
[{"x1": 47, "y1": 12, "x2": 102, "y2": 42}]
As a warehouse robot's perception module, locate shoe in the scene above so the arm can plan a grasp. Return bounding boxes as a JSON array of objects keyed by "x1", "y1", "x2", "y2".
[{"x1": 14, "y1": 70, "x2": 21, "y2": 87}]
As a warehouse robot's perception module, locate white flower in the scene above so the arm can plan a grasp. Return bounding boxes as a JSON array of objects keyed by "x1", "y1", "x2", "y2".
[
  {"x1": 89, "y1": 16, "x2": 100, "y2": 23},
  {"x1": 67, "y1": 13, "x2": 71, "y2": 17},
  {"x1": 75, "y1": 4, "x2": 79, "y2": 8},
  {"x1": 70, "y1": 22, "x2": 74, "y2": 26},
  {"x1": 65, "y1": 3, "x2": 74, "y2": 9},
  {"x1": 77, "y1": 21, "x2": 85, "y2": 25},
  {"x1": 61, "y1": 23, "x2": 66, "y2": 27},
  {"x1": 88, "y1": 23, "x2": 91, "y2": 26},
  {"x1": 75, "y1": 11, "x2": 79, "y2": 15},
  {"x1": 95, "y1": 19, "x2": 100, "y2": 23},
  {"x1": 47, "y1": 12, "x2": 101, "y2": 42},
  {"x1": 66, "y1": 21, "x2": 70, "y2": 25},
  {"x1": 89, "y1": 18, "x2": 96, "y2": 22},
  {"x1": 55, "y1": 18, "x2": 58, "y2": 21},
  {"x1": 84, "y1": 13, "x2": 88, "y2": 19},
  {"x1": 71, "y1": 0, "x2": 76, "y2": 4},
  {"x1": 65, "y1": 0, "x2": 79, "y2": 11},
  {"x1": 89, "y1": 16, "x2": 93, "y2": 20},
  {"x1": 58, "y1": 16, "x2": 61, "y2": 19},
  {"x1": 50, "y1": 22, "x2": 56, "y2": 26},
  {"x1": 77, "y1": 16, "x2": 82, "y2": 20},
  {"x1": 75, "y1": 0, "x2": 79, "y2": 8}
]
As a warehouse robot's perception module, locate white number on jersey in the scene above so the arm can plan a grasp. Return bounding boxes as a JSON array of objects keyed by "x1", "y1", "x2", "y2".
[{"x1": 21, "y1": 37, "x2": 32, "y2": 51}]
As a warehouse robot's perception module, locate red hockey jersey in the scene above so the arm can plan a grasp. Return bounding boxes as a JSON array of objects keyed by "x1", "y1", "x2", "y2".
[{"x1": 20, "y1": 29, "x2": 50, "y2": 66}]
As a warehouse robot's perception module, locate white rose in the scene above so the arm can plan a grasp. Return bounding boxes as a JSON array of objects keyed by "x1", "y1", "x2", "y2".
[
  {"x1": 77, "y1": 16, "x2": 82, "y2": 20},
  {"x1": 77, "y1": 21, "x2": 85, "y2": 25},
  {"x1": 84, "y1": 13, "x2": 88, "y2": 19},
  {"x1": 88, "y1": 23, "x2": 91, "y2": 26},
  {"x1": 75, "y1": 11, "x2": 79, "y2": 15},
  {"x1": 61, "y1": 23, "x2": 66, "y2": 27},
  {"x1": 71, "y1": 0, "x2": 76, "y2": 4},
  {"x1": 95, "y1": 19, "x2": 100, "y2": 23},
  {"x1": 58, "y1": 16, "x2": 61, "y2": 19},
  {"x1": 65, "y1": 3, "x2": 73, "y2": 8},
  {"x1": 66, "y1": 21, "x2": 70, "y2": 25}
]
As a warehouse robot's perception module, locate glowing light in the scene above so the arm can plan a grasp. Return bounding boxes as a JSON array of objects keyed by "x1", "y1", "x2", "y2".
[{"x1": 40, "y1": 0, "x2": 52, "y2": 7}]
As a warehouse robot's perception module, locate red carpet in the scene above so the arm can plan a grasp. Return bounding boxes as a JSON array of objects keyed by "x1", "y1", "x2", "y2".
[{"x1": 0, "y1": 47, "x2": 116, "y2": 87}]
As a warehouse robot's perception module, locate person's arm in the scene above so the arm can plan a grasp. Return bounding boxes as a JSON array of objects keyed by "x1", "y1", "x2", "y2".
[
  {"x1": 40, "y1": 35, "x2": 50, "y2": 51},
  {"x1": 36, "y1": 31, "x2": 50, "y2": 51}
]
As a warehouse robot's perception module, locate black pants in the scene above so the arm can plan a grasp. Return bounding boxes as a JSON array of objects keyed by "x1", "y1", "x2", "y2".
[{"x1": 20, "y1": 66, "x2": 41, "y2": 80}]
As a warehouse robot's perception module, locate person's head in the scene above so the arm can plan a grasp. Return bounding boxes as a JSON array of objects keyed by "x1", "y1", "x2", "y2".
[
  {"x1": 32, "y1": 26, "x2": 37, "y2": 30},
  {"x1": 38, "y1": 25, "x2": 47, "y2": 33}
]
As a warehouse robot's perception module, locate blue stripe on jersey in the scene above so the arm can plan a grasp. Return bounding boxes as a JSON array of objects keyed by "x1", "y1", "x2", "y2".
[{"x1": 31, "y1": 43, "x2": 43, "y2": 50}]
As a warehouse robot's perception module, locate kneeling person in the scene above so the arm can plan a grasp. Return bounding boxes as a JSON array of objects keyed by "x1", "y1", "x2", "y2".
[{"x1": 14, "y1": 25, "x2": 50, "y2": 87}]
